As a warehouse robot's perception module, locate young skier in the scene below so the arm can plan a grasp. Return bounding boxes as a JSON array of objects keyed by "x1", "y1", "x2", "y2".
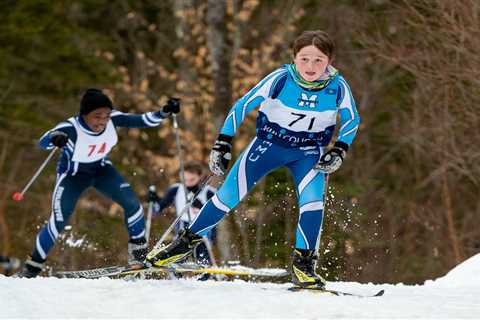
[
  {"x1": 148, "y1": 160, "x2": 216, "y2": 265},
  {"x1": 146, "y1": 30, "x2": 360, "y2": 289},
  {"x1": 17, "y1": 88, "x2": 180, "y2": 278}
]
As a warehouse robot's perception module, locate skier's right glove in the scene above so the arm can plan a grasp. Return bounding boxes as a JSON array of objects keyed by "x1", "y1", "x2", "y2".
[
  {"x1": 209, "y1": 134, "x2": 233, "y2": 176},
  {"x1": 49, "y1": 131, "x2": 68, "y2": 148}
]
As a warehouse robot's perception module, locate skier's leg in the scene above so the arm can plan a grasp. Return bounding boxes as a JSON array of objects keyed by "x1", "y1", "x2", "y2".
[
  {"x1": 147, "y1": 138, "x2": 286, "y2": 266},
  {"x1": 288, "y1": 153, "x2": 326, "y2": 250},
  {"x1": 21, "y1": 173, "x2": 90, "y2": 277},
  {"x1": 287, "y1": 150, "x2": 327, "y2": 287},
  {"x1": 94, "y1": 164, "x2": 147, "y2": 264},
  {"x1": 189, "y1": 138, "x2": 282, "y2": 236}
]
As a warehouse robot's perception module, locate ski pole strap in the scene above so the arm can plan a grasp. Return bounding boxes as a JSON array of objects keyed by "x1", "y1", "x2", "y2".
[{"x1": 153, "y1": 174, "x2": 215, "y2": 249}]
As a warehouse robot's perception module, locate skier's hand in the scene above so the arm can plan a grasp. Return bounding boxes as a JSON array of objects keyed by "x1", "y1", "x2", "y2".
[
  {"x1": 148, "y1": 189, "x2": 159, "y2": 203},
  {"x1": 49, "y1": 131, "x2": 68, "y2": 148},
  {"x1": 209, "y1": 134, "x2": 233, "y2": 176},
  {"x1": 315, "y1": 142, "x2": 348, "y2": 174},
  {"x1": 161, "y1": 98, "x2": 180, "y2": 115}
]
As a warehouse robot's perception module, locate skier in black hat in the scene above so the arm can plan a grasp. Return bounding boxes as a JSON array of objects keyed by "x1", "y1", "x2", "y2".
[{"x1": 16, "y1": 88, "x2": 180, "y2": 278}]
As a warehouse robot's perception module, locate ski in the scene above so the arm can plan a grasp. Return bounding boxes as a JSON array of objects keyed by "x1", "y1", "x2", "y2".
[
  {"x1": 288, "y1": 286, "x2": 385, "y2": 298},
  {"x1": 53, "y1": 263, "x2": 290, "y2": 280},
  {"x1": 53, "y1": 265, "x2": 142, "y2": 279}
]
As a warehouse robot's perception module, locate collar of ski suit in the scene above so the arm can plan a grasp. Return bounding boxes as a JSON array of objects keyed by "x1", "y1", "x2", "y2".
[
  {"x1": 286, "y1": 63, "x2": 338, "y2": 90},
  {"x1": 77, "y1": 115, "x2": 105, "y2": 136}
]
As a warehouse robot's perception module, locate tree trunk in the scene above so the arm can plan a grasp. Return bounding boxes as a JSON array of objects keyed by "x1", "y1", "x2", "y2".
[
  {"x1": 207, "y1": 0, "x2": 232, "y2": 125},
  {"x1": 441, "y1": 169, "x2": 462, "y2": 264}
]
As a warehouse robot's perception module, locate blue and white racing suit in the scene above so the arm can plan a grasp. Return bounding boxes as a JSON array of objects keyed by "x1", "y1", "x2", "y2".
[
  {"x1": 189, "y1": 65, "x2": 360, "y2": 251},
  {"x1": 30, "y1": 110, "x2": 165, "y2": 263}
]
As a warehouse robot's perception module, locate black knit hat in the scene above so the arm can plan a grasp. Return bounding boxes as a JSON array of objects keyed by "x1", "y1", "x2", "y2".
[{"x1": 80, "y1": 88, "x2": 113, "y2": 115}]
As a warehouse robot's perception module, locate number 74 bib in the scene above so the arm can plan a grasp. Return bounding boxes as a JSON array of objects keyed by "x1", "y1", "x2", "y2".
[{"x1": 69, "y1": 117, "x2": 118, "y2": 163}]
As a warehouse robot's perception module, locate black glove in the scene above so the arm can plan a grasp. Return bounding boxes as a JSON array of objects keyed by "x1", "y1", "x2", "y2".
[
  {"x1": 148, "y1": 189, "x2": 159, "y2": 203},
  {"x1": 49, "y1": 131, "x2": 68, "y2": 148},
  {"x1": 161, "y1": 98, "x2": 180, "y2": 115},
  {"x1": 209, "y1": 134, "x2": 233, "y2": 176},
  {"x1": 315, "y1": 142, "x2": 348, "y2": 174}
]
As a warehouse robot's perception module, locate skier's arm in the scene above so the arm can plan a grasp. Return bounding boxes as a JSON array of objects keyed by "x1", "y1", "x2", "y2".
[
  {"x1": 111, "y1": 98, "x2": 180, "y2": 129},
  {"x1": 336, "y1": 76, "x2": 360, "y2": 148},
  {"x1": 152, "y1": 185, "x2": 178, "y2": 216},
  {"x1": 315, "y1": 77, "x2": 360, "y2": 174},
  {"x1": 219, "y1": 68, "x2": 288, "y2": 137},
  {"x1": 38, "y1": 122, "x2": 77, "y2": 150},
  {"x1": 110, "y1": 110, "x2": 167, "y2": 129},
  {"x1": 210, "y1": 68, "x2": 288, "y2": 175}
]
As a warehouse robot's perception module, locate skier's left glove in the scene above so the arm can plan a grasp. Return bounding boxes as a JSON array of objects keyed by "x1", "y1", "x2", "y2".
[
  {"x1": 315, "y1": 142, "x2": 348, "y2": 174},
  {"x1": 160, "y1": 97, "x2": 180, "y2": 116},
  {"x1": 209, "y1": 134, "x2": 233, "y2": 176}
]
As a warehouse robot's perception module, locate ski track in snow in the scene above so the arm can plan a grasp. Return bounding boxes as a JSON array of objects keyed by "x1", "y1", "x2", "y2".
[{"x1": 2, "y1": 254, "x2": 480, "y2": 319}]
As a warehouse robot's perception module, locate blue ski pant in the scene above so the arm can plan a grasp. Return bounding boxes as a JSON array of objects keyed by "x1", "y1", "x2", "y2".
[
  {"x1": 31, "y1": 164, "x2": 145, "y2": 263},
  {"x1": 189, "y1": 137, "x2": 327, "y2": 250}
]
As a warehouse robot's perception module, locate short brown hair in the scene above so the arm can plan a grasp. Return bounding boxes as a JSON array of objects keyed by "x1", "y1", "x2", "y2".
[
  {"x1": 292, "y1": 30, "x2": 335, "y2": 60},
  {"x1": 184, "y1": 160, "x2": 205, "y2": 175}
]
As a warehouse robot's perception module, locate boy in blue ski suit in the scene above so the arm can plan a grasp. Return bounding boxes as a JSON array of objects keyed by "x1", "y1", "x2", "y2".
[
  {"x1": 149, "y1": 160, "x2": 217, "y2": 265},
  {"x1": 17, "y1": 89, "x2": 180, "y2": 278},
  {"x1": 146, "y1": 30, "x2": 360, "y2": 288}
]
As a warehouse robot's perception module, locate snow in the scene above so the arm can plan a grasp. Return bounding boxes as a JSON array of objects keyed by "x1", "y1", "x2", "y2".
[{"x1": 1, "y1": 254, "x2": 480, "y2": 319}]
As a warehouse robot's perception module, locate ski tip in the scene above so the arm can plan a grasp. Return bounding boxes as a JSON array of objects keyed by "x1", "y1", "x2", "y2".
[{"x1": 374, "y1": 289, "x2": 385, "y2": 297}]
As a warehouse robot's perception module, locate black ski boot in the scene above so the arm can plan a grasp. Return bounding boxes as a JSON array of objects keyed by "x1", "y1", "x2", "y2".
[
  {"x1": 128, "y1": 238, "x2": 148, "y2": 266},
  {"x1": 146, "y1": 229, "x2": 203, "y2": 267},
  {"x1": 291, "y1": 249, "x2": 326, "y2": 288},
  {"x1": 14, "y1": 257, "x2": 44, "y2": 278}
]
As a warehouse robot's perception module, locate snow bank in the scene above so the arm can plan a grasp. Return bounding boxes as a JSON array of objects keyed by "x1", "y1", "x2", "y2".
[
  {"x1": 2, "y1": 255, "x2": 480, "y2": 318},
  {"x1": 426, "y1": 253, "x2": 480, "y2": 287}
]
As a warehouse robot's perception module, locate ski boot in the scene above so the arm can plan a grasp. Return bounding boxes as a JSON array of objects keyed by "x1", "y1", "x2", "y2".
[
  {"x1": 146, "y1": 229, "x2": 203, "y2": 267},
  {"x1": 0, "y1": 256, "x2": 21, "y2": 271},
  {"x1": 291, "y1": 249, "x2": 326, "y2": 289},
  {"x1": 128, "y1": 238, "x2": 148, "y2": 266},
  {"x1": 14, "y1": 257, "x2": 44, "y2": 278}
]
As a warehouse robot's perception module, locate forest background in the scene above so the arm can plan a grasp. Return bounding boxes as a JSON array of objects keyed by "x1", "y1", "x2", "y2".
[{"x1": 0, "y1": 0, "x2": 479, "y2": 284}]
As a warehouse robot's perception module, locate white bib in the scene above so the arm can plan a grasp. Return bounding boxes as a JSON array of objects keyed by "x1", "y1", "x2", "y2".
[
  {"x1": 69, "y1": 117, "x2": 118, "y2": 163},
  {"x1": 259, "y1": 98, "x2": 337, "y2": 133},
  {"x1": 174, "y1": 184, "x2": 212, "y2": 223}
]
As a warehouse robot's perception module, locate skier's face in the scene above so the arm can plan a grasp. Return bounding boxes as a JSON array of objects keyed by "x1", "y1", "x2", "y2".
[
  {"x1": 82, "y1": 107, "x2": 112, "y2": 133},
  {"x1": 293, "y1": 45, "x2": 330, "y2": 82},
  {"x1": 184, "y1": 171, "x2": 201, "y2": 187}
]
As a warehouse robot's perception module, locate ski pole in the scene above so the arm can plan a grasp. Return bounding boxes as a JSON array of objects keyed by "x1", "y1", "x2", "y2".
[
  {"x1": 152, "y1": 174, "x2": 214, "y2": 250},
  {"x1": 145, "y1": 185, "x2": 156, "y2": 243},
  {"x1": 172, "y1": 114, "x2": 192, "y2": 223},
  {"x1": 314, "y1": 173, "x2": 329, "y2": 269},
  {"x1": 12, "y1": 148, "x2": 57, "y2": 201}
]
